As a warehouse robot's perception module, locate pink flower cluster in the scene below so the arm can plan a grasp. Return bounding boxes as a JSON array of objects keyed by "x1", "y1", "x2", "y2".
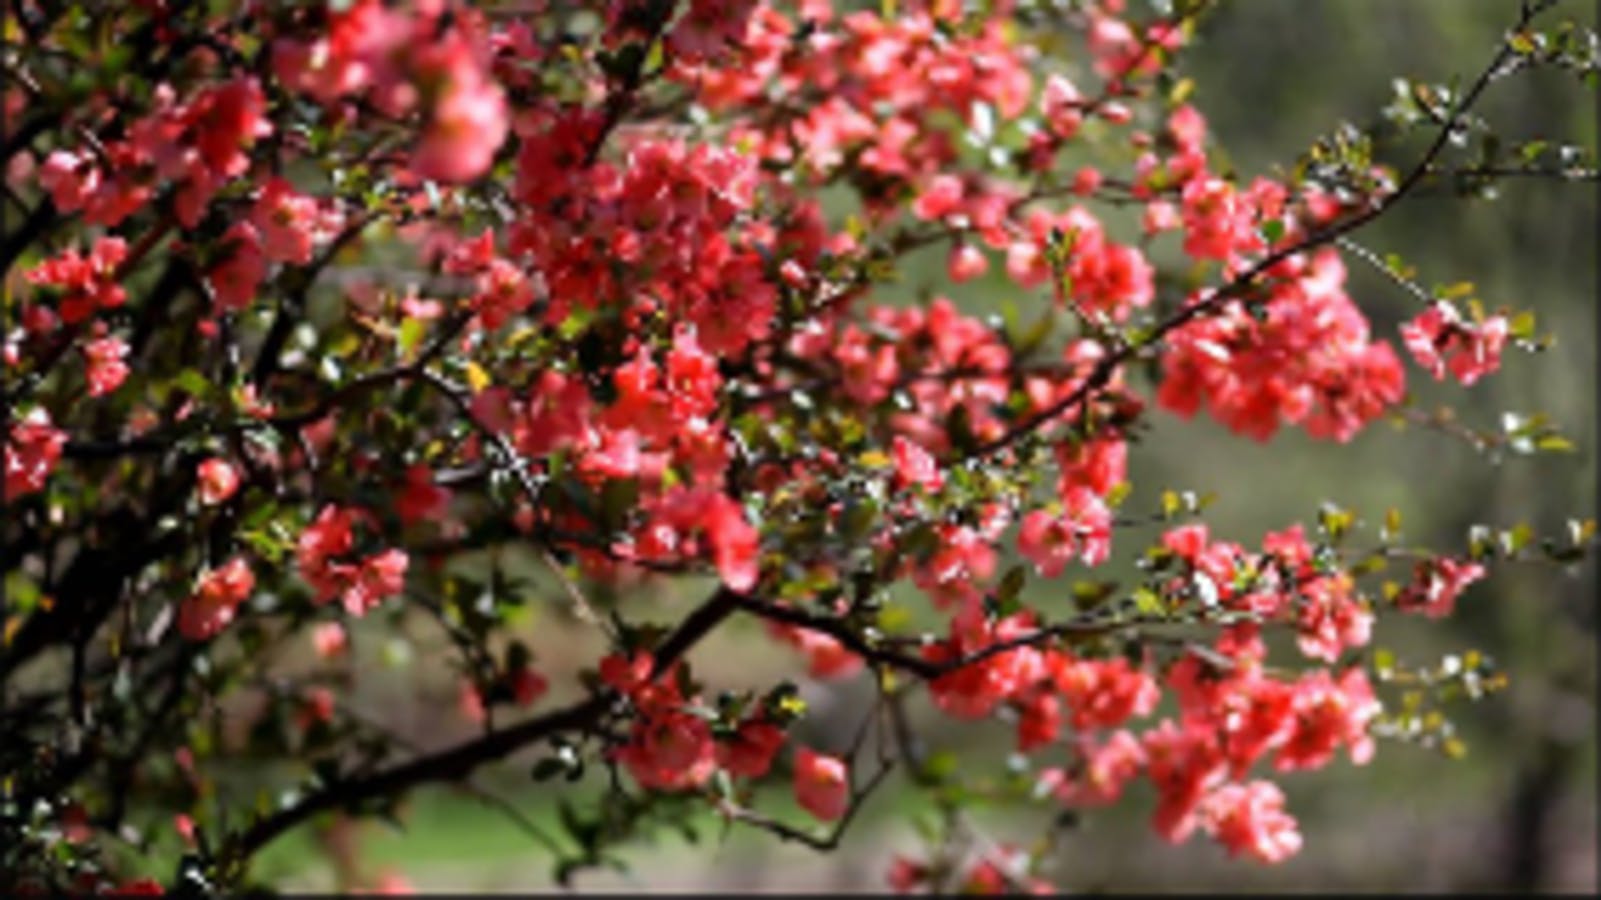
[
  {"x1": 38, "y1": 76, "x2": 270, "y2": 230},
  {"x1": 510, "y1": 132, "x2": 778, "y2": 355},
  {"x1": 1401, "y1": 301, "x2": 1509, "y2": 386},
  {"x1": 295, "y1": 505, "x2": 410, "y2": 617},
  {"x1": 1159, "y1": 250, "x2": 1406, "y2": 443},
  {"x1": 4, "y1": 409, "x2": 66, "y2": 500},
  {"x1": 889, "y1": 845, "x2": 1055, "y2": 894},
  {"x1": 23, "y1": 236, "x2": 128, "y2": 324},
  {"x1": 470, "y1": 326, "x2": 761, "y2": 592},
  {"x1": 600, "y1": 652, "x2": 787, "y2": 793},
  {"x1": 1163, "y1": 522, "x2": 1374, "y2": 663},
  {"x1": 1394, "y1": 556, "x2": 1486, "y2": 619},
  {"x1": 686, "y1": 8, "x2": 1031, "y2": 184},
  {"x1": 1029, "y1": 651, "x2": 1376, "y2": 865}
]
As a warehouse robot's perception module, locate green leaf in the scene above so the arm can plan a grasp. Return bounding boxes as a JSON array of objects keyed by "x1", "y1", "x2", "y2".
[
  {"x1": 1131, "y1": 586, "x2": 1164, "y2": 616},
  {"x1": 996, "y1": 565, "x2": 1027, "y2": 605},
  {"x1": 877, "y1": 602, "x2": 913, "y2": 633},
  {"x1": 1383, "y1": 507, "x2": 1403, "y2": 537},
  {"x1": 1508, "y1": 310, "x2": 1537, "y2": 340},
  {"x1": 4, "y1": 571, "x2": 40, "y2": 613},
  {"x1": 1373, "y1": 647, "x2": 1396, "y2": 679},
  {"x1": 924, "y1": 751, "x2": 959, "y2": 783},
  {"x1": 1502, "y1": 522, "x2": 1535, "y2": 555},
  {"x1": 172, "y1": 368, "x2": 214, "y2": 400},
  {"x1": 1104, "y1": 482, "x2": 1132, "y2": 509},
  {"x1": 1535, "y1": 435, "x2": 1574, "y2": 452},
  {"x1": 1012, "y1": 308, "x2": 1055, "y2": 359},
  {"x1": 1071, "y1": 580, "x2": 1119, "y2": 611},
  {"x1": 1317, "y1": 503, "x2": 1354, "y2": 542},
  {"x1": 1161, "y1": 490, "x2": 1181, "y2": 519}
]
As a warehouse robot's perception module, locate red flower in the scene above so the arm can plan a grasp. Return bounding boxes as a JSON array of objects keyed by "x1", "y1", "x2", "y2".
[
  {"x1": 296, "y1": 505, "x2": 408, "y2": 616},
  {"x1": 766, "y1": 621, "x2": 864, "y2": 680},
  {"x1": 600, "y1": 651, "x2": 656, "y2": 696},
  {"x1": 510, "y1": 664, "x2": 549, "y2": 707},
  {"x1": 410, "y1": 28, "x2": 508, "y2": 183},
  {"x1": 1053, "y1": 654, "x2": 1159, "y2": 731},
  {"x1": 1401, "y1": 302, "x2": 1508, "y2": 386},
  {"x1": 887, "y1": 855, "x2": 928, "y2": 893},
  {"x1": 1017, "y1": 487, "x2": 1112, "y2": 577},
  {"x1": 615, "y1": 710, "x2": 718, "y2": 792},
  {"x1": 1143, "y1": 718, "x2": 1226, "y2": 844},
  {"x1": 717, "y1": 719, "x2": 785, "y2": 778},
  {"x1": 24, "y1": 237, "x2": 127, "y2": 323},
  {"x1": 347, "y1": 549, "x2": 410, "y2": 616},
  {"x1": 1054, "y1": 730, "x2": 1147, "y2": 807},
  {"x1": 948, "y1": 243, "x2": 989, "y2": 283},
  {"x1": 891, "y1": 435, "x2": 943, "y2": 492},
  {"x1": 1395, "y1": 556, "x2": 1486, "y2": 619},
  {"x1": 297, "y1": 686, "x2": 337, "y2": 731},
  {"x1": 1200, "y1": 780, "x2": 1302, "y2": 864},
  {"x1": 912, "y1": 174, "x2": 963, "y2": 221},
  {"x1": 38, "y1": 149, "x2": 100, "y2": 213},
  {"x1": 704, "y1": 494, "x2": 760, "y2": 592},
  {"x1": 251, "y1": 177, "x2": 339, "y2": 265},
  {"x1": 395, "y1": 464, "x2": 452, "y2": 525},
  {"x1": 197, "y1": 457, "x2": 241, "y2": 506},
  {"x1": 1159, "y1": 249, "x2": 1406, "y2": 443},
  {"x1": 925, "y1": 615, "x2": 1046, "y2": 719},
  {"x1": 1276, "y1": 668, "x2": 1381, "y2": 771},
  {"x1": 793, "y1": 746, "x2": 849, "y2": 822},
  {"x1": 312, "y1": 622, "x2": 348, "y2": 659},
  {"x1": 179, "y1": 557, "x2": 255, "y2": 641},
  {"x1": 206, "y1": 222, "x2": 266, "y2": 312},
  {"x1": 5, "y1": 408, "x2": 66, "y2": 500},
  {"x1": 188, "y1": 77, "x2": 272, "y2": 180}
]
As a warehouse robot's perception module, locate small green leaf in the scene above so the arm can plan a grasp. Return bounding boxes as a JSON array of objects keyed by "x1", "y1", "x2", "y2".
[
  {"x1": 876, "y1": 603, "x2": 913, "y2": 633},
  {"x1": 996, "y1": 565, "x2": 1027, "y2": 605},
  {"x1": 1536, "y1": 435, "x2": 1574, "y2": 452},
  {"x1": 1105, "y1": 482, "x2": 1132, "y2": 509},
  {"x1": 1132, "y1": 586, "x2": 1164, "y2": 616},
  {"x1": 924, "y1": 751, "x2": 959, "y2": 783},
  {"x1": 1161, "y1": 490, "x2": 1181, "y2": 519},
  {"x1": 1373, "y1": 647, "x2": 1396, "y2": 679},
  {"x1": 1508, "y1": 310, "x2": 1537, "y2": 340},
  {"x1": 1070, "y1": 580, "x2": 1119, "y2": 610}
]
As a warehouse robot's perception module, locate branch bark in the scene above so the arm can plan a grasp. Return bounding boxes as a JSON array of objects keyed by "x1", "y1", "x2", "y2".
[{"x1": 224, "y1": 586, "x2": 742, "y2": 862}]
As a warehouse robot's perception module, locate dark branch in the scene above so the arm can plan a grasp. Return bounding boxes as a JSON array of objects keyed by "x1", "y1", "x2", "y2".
[{"x1": 224, "y1": 586, "x2": 742, "y2": 861}]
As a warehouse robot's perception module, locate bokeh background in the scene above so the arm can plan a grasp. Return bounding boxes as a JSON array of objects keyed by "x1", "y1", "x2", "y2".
[{"x1": 255, "y1": 0, "x2": 1598, "y2": 892}]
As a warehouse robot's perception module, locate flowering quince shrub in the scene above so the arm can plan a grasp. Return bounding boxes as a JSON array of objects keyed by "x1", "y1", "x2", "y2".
[{"x1": 1, "y1": 0, "x2": 1597, "y2": 894}]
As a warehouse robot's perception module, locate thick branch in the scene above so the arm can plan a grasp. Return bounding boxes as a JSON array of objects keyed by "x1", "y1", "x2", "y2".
[{"x1": 225, "y1": 586, "x2": 742, "y2": 861}]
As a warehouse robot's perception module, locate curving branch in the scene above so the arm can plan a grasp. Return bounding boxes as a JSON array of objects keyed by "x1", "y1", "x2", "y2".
[
  {"x1": 712, "y1": 759, "x2": 896, "y2": 852},
  {"x1": 223, "y1": 586, "x2": 742, "y2": 863}
]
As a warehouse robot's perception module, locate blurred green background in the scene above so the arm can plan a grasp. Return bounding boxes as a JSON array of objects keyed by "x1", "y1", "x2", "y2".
[{"x1": 250, "y1": 0, "x2": 1598, "y2": 892}]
